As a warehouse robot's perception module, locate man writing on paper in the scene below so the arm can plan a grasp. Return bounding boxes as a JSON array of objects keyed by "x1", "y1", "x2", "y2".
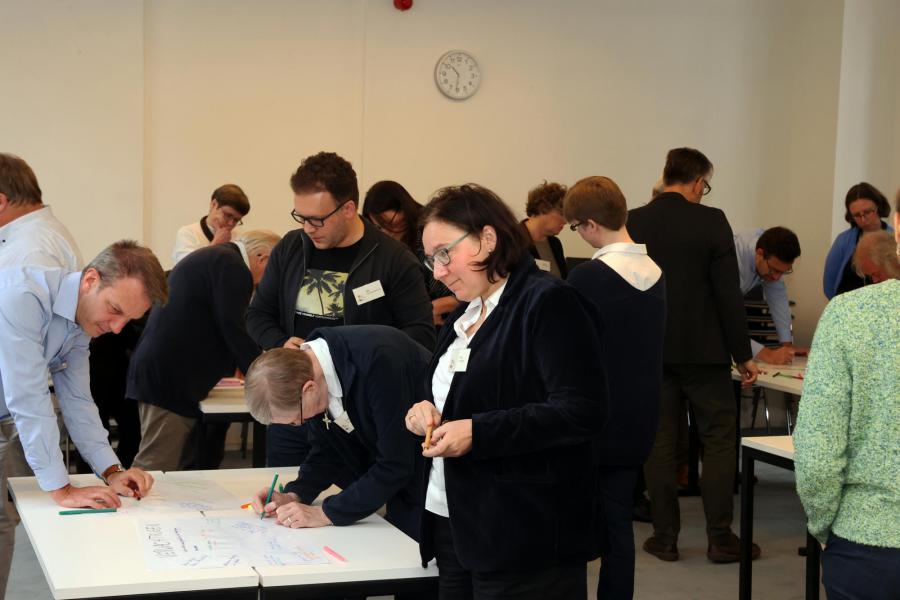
[
  {"x1": 733, "y1": 227, "x2": 807, "y2": 364},
  {"x1": 246, "y1": 325, "x2": 430, "y2": 541},
  {"x1": 0, "y1": 240, "x2": 167, "y2": 595}
]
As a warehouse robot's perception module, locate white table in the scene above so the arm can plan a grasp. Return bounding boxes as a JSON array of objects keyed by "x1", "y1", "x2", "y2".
[
  {"x1": 10, "y1": 467, "x2": 438, "y2": 599},
  {"x1": 739, "y1": 436, "x2": 820, "y2": 600},
  {"x1": 8, "y1": 472, "x2": 257, "y2": 600},
  {"x1": 199, "y1": 384, "x2": 266, "y2": 467}
]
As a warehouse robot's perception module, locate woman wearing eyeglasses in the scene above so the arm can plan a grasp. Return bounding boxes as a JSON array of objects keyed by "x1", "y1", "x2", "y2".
[
  {"x1": 823, "y1": 182, "x2": 894, "y2": 299},
  {"x1": 362, "y1": 180, "x2": 460, "y2": 326},
  {"x1": 404, "y1": 184, "x2": 608, "y2": 599}
]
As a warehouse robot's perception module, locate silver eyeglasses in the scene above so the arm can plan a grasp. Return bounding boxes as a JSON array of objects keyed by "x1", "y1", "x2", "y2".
[{"x1": 423, "y1": 232, "x2": 469, "y2": 271}]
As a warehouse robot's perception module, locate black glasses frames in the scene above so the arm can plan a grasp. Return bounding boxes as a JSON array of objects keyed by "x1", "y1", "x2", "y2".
[{"x1": 291, "y1": 200, "x2": 349, "y2": 228}]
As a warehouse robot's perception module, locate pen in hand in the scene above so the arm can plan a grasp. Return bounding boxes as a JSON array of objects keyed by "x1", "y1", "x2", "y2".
[{"x1": 262, "y1": 473, "x2": 279, "y2": 520}]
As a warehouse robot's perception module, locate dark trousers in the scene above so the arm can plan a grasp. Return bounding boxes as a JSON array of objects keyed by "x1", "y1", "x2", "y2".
[
  {"x1": 822, "y1": 534, "x2": 900, "y2": 600},
  {"x1": 266, "y1": 423, "x2": 311, "y2": 467},
  {"x1": 431, "y1": 515, "x2": 586, "y2": 599},
  {"x1": 644, "y1": 364, "x2": 736, "y2": 544},
  {"x1": 597, "y1": 466, "x2": 639, "y2": 600}
]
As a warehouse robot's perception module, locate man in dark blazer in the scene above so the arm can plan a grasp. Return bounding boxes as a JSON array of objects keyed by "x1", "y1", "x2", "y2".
[
  {"x1": 128, "y1": 231, "x2": 280, "y2": 471},
  {"x1": 246, "y1": 325, "x2": 430, "y2": 541},
  {"x1": 627, "y1": 148, "x2": 759, "y2": 564},
  {"x1": 246, "y1": 152, "x2": 434, "y2": 467}
]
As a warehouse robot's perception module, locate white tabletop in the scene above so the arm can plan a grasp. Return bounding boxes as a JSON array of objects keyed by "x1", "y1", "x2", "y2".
[
  {"x1": 8, "y1": 473, "x2": 258, "y2": 599},
  {"x1": 733, "y1": 358, "x2": 805, "y2": 396},
  {"x1": 741, "y1": 435, "x2": 795, "y2": 460},
  {"x1": 10, "y1": 467, "x2": 436, "y2": 598},
  {"x1": 199, "y1": 384, "x2": 249, "y2": 415},
  {"x1": 183, "y1": 468, "x2": 437, "y2": 588}
]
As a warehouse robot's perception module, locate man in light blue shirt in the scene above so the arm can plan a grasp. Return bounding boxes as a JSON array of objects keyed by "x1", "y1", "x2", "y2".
[
  {"x1": 0, "y1": 240, "x2": 167, "y2": 596},
  {"x1": 733, "y1": 227, "x2": 806, "y2": 364}
]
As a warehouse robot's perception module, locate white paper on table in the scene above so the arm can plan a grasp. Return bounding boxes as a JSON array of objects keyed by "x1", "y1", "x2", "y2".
[
  {"x1": 124, "y1": 478, "x2": 240, "y2": 513},
  {"x1": 137, "y1": 516, "x2": 330, "y2": 570}
]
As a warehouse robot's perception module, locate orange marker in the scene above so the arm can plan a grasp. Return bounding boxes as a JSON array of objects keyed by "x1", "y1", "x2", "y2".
[
  {"x1": 422, "y1": 425, "x2": 433, "y2": 450},
  {"x1": 241, "y1": 503, "x2": 253, "y2": 510}
]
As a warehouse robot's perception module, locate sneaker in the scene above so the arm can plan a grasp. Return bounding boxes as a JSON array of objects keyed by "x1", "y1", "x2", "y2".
[
  {"x1": 643, "y1": 535, "x2": 679, "y2": 561},
  {"x1": 707, "y1": 533, "x2": 761, "y2": 563}
]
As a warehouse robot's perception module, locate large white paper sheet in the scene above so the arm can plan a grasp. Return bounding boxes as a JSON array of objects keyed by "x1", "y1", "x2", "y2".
[
  {"x1": 125, "y1": 478, "x2": 240, "y2": 513},
  {"x1": 138, "y1": 516, "x2": 330, "y2": 570}
]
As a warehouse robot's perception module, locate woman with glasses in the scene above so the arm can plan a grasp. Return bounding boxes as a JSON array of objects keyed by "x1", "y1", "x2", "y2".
[
  {"x1": 823, "y1": 182, "x2": 894, "y2": 299},
  {"x1": 362, "y1": 180, "x2": 459, "y2": 326},
  {"x1": 404, "y1": 184, "x2": 607, "y2": 599},
  {"x1": 795, "y1": 190, "x2": 900, "y2": 600}
]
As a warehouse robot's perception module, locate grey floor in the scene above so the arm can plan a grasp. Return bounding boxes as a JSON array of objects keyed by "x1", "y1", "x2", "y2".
[{"x1": 7, "y1": 459, "x2": 823, "y2": 600}]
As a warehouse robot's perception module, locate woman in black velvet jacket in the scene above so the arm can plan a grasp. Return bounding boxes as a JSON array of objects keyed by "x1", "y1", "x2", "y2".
[{"x1": 405, "y1": 184, "x2": 608, "y2": 599}]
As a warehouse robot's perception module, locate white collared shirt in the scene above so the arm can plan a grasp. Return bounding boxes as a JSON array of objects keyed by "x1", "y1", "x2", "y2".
[
  {"x1": 0, "y1": 206, "x2": 82, "y2": 270},
  {"x1": 591, "y1": 242, "x2": 662, "y2": 292},
  {"x1": 300, "y1": 337, "x2": 349, "y2": 427},
  {"x1": 425, "y1": 280, "x2": 507, "y2": 517}
]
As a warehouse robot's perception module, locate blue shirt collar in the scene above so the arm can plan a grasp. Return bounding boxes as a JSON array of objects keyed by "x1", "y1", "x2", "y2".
[{"x1": 53, "y1": 271, "x2": 82, "y2": 323}]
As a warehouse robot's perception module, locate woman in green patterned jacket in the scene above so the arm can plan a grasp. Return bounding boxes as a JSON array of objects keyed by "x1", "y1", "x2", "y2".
[{"x1": 794, "y1": 189, "x2": 900, "y2": 600}]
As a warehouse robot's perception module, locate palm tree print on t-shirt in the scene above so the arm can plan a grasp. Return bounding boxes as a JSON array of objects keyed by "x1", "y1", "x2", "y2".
[{"x1": 295, "y1": 269, "x2": 348, "y2": 319}]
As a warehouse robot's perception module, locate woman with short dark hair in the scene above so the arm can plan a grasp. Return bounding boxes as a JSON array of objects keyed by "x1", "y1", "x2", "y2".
[{"x1": 404, "y1": 184, "x2": 607, "y2": 599}]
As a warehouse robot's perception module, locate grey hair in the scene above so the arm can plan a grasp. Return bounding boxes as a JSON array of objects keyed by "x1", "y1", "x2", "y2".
[
  {"x1": 245, "y1": 348, "x2": 313, "y2": 426},
  {"x1": 854, "y1": 231, "x2": 900, "y2": 280},
  {"x1": 235, "y1": 229, "x2": 280, "y2": 258}
]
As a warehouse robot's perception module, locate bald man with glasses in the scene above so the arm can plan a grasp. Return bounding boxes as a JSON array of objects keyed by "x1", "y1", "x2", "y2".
[{"x1": 246, "y1": 151, "x2": 433, "y2": 468}]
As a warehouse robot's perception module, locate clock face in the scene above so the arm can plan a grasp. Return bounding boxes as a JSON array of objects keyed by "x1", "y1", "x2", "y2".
[{"x1": 435, "y1": 51, "x2": 481, "y2": 100}]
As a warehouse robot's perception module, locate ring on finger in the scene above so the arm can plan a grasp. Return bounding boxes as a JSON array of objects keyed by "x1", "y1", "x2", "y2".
[{"x1": 286, "y1": 517, "x2": 292, "y2": 525}]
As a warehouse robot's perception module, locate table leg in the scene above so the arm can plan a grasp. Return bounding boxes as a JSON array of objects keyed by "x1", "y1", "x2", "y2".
[
  {"x1": 805, "y1": 530, "x2": 820, "y2": 600},
  {"x1": 739, "y1": 449, "x2": 755, "y2": 600},
  {"x1": 252, "y1": 421, "x2": 267, "y2": 468}
]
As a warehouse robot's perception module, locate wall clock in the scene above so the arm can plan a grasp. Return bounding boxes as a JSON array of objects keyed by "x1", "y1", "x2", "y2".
[{"x1": 434, "y1": 50, "x2": 481, "y2": 100}]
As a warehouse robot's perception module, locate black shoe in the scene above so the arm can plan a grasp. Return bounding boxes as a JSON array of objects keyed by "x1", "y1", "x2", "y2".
[
  {"x1": 707, "y1": 533, "x2": 761, "y2": 563},
  {"x1": 632, "y1": 495, "x2": 652, "y2": 523},
  {"x1": 643, "y1": 536, "x2": 679, "y2": 561}
]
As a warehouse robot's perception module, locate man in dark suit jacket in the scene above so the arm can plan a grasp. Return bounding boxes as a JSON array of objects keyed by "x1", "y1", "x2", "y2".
[
  {"x1": 246, "y1": 325, "x2": 430, "y2": 541},
  {"x1": 627, "y1": 148, "x2": 759, "y2": 565},
  {"x1": 128, "y1": 231, "x2": 280, "y2": 471}
]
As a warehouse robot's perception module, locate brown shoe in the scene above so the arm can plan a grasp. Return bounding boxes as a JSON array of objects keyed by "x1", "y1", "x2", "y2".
[
  {"x1": 643, "y1": 535, "x2": 679, "y2": 561},
  {"x1": 707, "y1": 533, "x2": 761, "y2": 563}
]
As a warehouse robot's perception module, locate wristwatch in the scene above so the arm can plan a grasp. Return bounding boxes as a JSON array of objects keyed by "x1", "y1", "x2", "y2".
[{"x1": 100, "y1": 464, "x2": 125, "y2": 485}]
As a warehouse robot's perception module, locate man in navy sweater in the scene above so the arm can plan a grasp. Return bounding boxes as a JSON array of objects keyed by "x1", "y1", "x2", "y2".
[
  {"x1": 128, "y1": 230, "x2": 280, "y2": 471},
  {"x1": 564, "y1": 176, "x2": 666, "y2": 600},
  {"x1": 246, "y1": 325, "x2": 430, "y2": 541}
]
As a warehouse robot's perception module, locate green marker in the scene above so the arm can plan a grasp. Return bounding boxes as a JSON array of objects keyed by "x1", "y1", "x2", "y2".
[
  {"x1": 59, "y1": 508, "x2": 117, "y2": 515},
  {"x1": 279, "y1": 483, "x2": 284, "y2": 493},
  {"x1": 261, "y1": 472, "x2": 279, "y2": 520}
]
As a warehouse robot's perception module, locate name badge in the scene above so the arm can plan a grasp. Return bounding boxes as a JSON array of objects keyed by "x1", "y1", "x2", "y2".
[
  {"x1": 448, "y1": 348, "x2": 471, "y2": 372},
  {"x1": 352, "y1": 280, "x2": 385, "y2": 305},
  {"x1": 535, "y1": 259, "x2": 551, "y2": 272},
  {"x1": 334, "y1": 412, "x2": 355, "y2": 434}
]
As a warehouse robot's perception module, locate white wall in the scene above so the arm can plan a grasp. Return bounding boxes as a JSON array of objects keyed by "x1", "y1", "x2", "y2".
[
  {"x1": 1, "y1": 0, "x2": 897, "y2": 344},
  {"x1": 0, "y1": 0, "x2": 144, "y2": 260}
]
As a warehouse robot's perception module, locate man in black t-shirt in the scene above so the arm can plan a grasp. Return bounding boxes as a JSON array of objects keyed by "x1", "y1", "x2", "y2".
[{"x1": 246, "y1": 152, "x2": 434, "y2": 467}]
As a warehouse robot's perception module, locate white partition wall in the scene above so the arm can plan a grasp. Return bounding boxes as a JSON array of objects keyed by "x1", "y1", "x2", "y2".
[{"x1": 1, "y1": 0, "x2": 898, "y2": 345}]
